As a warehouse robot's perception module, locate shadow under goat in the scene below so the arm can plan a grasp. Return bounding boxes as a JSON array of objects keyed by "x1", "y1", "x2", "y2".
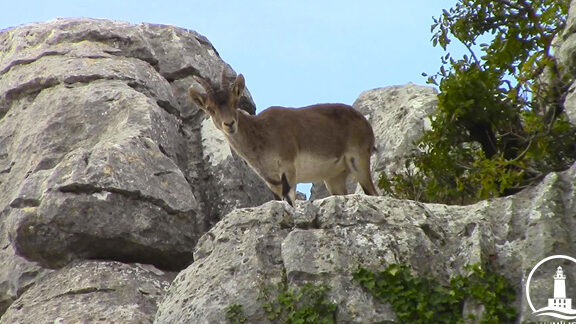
[{"x1": 188, "y1": 71, "x2": 379, "y2": 206}]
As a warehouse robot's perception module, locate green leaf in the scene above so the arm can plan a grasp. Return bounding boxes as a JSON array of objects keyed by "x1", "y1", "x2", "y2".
[{"x1": 354, "y1": 263, "x2": 517, "y2": 324}]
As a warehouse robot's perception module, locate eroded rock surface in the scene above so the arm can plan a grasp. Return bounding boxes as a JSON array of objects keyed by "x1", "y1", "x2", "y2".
[
  {"x1": 155, "y1": 162, "x2": 576, "y2": 323},
  {"x1": 3, "y1": 3, "x2": 576, "y2": 321},
  {"x1": 0, "y1": 261, "x2": 174, "y2": 324},
  {"x1": 0, "y1": 18, "x2": 272, "y2": 316}
]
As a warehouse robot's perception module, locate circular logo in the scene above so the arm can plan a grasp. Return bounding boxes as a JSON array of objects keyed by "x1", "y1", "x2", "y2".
[{"x1": 526, "y1": 255, "x2": 576, "y2": 319}]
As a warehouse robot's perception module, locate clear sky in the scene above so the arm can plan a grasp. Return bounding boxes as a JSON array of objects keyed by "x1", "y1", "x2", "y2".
[
  {"x1": 1, "y1": 0, "x2": 460, "y2": 110},
  {"x1": 1, "y1": 0, "x2": 461, "y2": 195}
]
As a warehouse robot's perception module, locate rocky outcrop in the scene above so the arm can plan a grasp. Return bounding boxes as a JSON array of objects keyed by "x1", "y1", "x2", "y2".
[
  {"x1": 356, "y1": 84, "x2": 438, "y2": 176},
  {"x1": 3, "y1": 2, "x2": 576, "y2": 321},
  {"x1": 157, "y1": 2, "x2": 576, "y2": 322},
  {"x1": 0, "y1": 261, "x2": 174, "y2": 324},
  {"x1": 0, "y1": 18, "x2": 272, "y2": 316},
  {"x1": 154, "y1": 161, "x2": 576, "y2": 323},
  {"x1": 310, "y1": 84, "x2": 437, "y2": 200}
]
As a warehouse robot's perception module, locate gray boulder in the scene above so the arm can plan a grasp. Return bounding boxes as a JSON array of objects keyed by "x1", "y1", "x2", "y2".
[
  {"x1": 0, "y1": 243, "x2": 52, "y2": 317},
  {"x1": 310, "y1": 84, "x2": 437, "y2": 200},
  {"x1": 355, "y1": 84, "x2": 438, "y2": 176},
  {"x1": 155, "y1": 161, "x2": 576, "y2": 323},
  {"x1": 0, "y1": 18, "x2": 272, "y2": 315},
  {"x1": 0, "y1": 260, "x2": 174, "y2": 324}
]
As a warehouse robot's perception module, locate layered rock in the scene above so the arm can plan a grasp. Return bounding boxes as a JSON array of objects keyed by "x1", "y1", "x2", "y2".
[
  {"x1": 0, "y1": 18, "x2": 272, "y2": 315},
  {"x1": 0, "y1": 261, "x2": 174, "y2": 324}
]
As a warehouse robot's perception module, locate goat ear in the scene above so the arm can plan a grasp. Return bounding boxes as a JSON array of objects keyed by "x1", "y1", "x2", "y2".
[
  {"x1": 232, "y1": 74, "x2": 245, "y2": 98},
  {"x1": 188, "y1": 87, "x2": 207, "y2": 110}
]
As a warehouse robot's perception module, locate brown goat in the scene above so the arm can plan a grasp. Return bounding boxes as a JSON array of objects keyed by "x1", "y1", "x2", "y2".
[{"x1": 189, "y1": 72, "x2": 378, "y2": 205}]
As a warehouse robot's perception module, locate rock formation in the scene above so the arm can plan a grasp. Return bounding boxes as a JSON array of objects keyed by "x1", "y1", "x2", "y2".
[
  {"x1": 2, "y1": 260, "x2": 174, "y2": 323},
  {"x1": 0, "y1": 18, "x2": 272, "y2": 319},
  {"x1": 1, "y1": 2, "x2": 576, "y2": 321},
  {"x1": 155, "y1": 161, "x2": 576, "y2": 323}
]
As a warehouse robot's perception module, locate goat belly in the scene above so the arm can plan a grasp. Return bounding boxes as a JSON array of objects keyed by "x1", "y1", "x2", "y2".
[{"x1": 294, "y1": 152, "x2": 347, "y2": 183}]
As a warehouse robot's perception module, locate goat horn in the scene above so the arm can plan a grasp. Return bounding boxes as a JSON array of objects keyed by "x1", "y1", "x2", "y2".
[
  {"x1": 221, "y1": 68, "x2": 230, "y2": 90},
  {"x1": 194, "y1": 75, "x2": 214, "y2": 99}
]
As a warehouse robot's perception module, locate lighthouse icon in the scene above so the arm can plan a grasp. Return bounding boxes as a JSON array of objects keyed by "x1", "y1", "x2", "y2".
[
  {"x1": 526, "y1": 255, "x2": 576, "y2": 319},
  {"x1": 548, "y1": 266, "x2": 572, "y2": 309}
]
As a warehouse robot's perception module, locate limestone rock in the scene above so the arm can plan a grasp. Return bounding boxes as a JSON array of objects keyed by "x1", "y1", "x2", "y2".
[
  {"x1": 310, "y1": 84, "x2": 437, "y2": 200},
  {"x1": 155, "y1": 203, "x2": 291, "y2": 324},
  {"x1": 4, "y1": 4, "x2": 576, "y2": 321},
  {"x1": 153, "y1": 197, "x2": 445, "y2": 323},
  {"x1": 0, "y1": 18, "x2": 272, "y2": 315},
  {"x1": 558, "y1": 0, "x2": 576, "y2": 77},
  {"x1": 0, "y1": 261, "x2": 174, "y2": 324},
  {"x1": 0, "y1": 243, "x2": 52, "y2": 316},
  {"x1": 558, "y1": 0, "x2": 576, "y2": 124},
  {"x1": 356, "y1": 84, "x2": 438, "y2": 175},
  {"x1": 155, "y1": 161, "x2": 576, "y2": 323}
]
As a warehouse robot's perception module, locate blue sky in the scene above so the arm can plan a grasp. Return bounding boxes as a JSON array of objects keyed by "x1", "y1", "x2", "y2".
[
  {"x1": 1, "y1": 0, "x2": 461, "y2": 195},
  {"x1": 1, "y1": 0, "x2": 460, "y2": 110}
]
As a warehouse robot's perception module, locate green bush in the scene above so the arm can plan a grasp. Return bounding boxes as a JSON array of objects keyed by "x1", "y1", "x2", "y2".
[
  {"x1": 225, "y1": 303, "x2": 248, "y2": 324},
  {"x1": 353, "y1": 264, "x2": 517, "y2": 323},
  {"x1": 260, "y1": 281, "x2": 337, "y2": 324},
  {"x1": 225, "y1": 277, "x2": 337, "y2": 324},
  {"x1": 381, "y1": 0, "x2": 576, "y2": 204}
]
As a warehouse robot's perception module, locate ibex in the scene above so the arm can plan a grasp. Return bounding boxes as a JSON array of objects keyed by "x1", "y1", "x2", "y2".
[{"x1": 189, "y1": 71, "x2": 378, "y2": 206}]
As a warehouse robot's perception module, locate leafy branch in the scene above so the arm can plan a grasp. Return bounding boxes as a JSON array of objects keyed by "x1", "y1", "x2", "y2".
[{"x1": 384, "y1": 0, "x2": 576, "y2": 204}]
